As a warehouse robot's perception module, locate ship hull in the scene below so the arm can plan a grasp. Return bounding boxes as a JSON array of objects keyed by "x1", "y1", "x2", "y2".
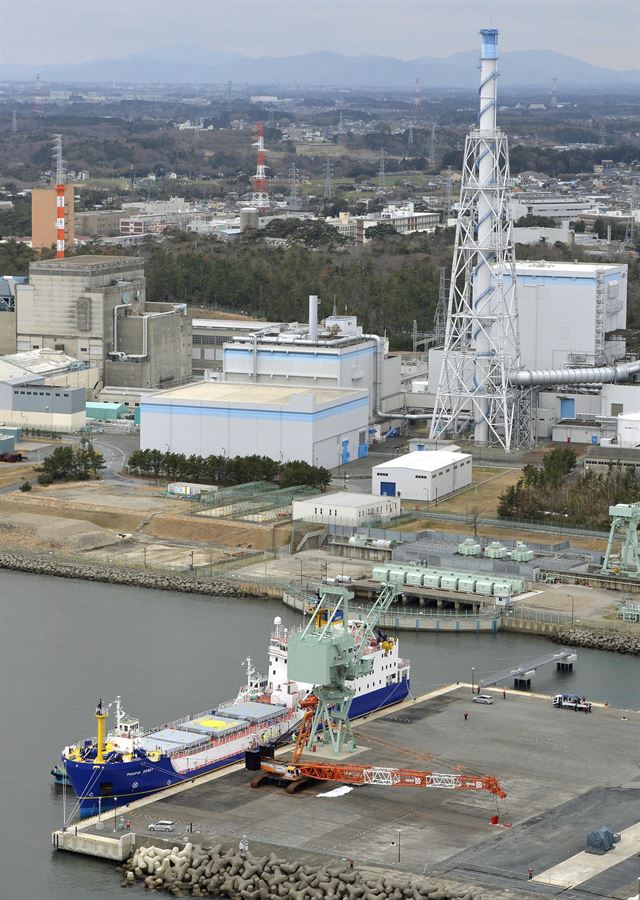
[{"x1": 65, "y1": 679, "x2": 410, "y2": 816}]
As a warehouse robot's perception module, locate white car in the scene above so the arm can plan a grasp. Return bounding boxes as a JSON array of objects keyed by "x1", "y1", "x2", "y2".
[
  {"x1": 148, "y1": 820, "x2": 175, "y2": 832},
  {"x1": 472, "y1": 694, "x2": 494, "y2": 705}
]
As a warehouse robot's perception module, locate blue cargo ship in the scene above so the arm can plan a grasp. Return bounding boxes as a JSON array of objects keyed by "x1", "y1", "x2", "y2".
[{"x1": 61, "y1": 617, "x2": 410, "y2": 816}]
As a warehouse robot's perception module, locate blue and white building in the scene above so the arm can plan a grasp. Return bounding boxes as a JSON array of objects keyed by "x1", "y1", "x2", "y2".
[
  {"x1": 140, "y1": 382, "x2": 369, "y2": 468},
  {"x1": 221, "y1": 307, "x2": 402, "y2": 417}
]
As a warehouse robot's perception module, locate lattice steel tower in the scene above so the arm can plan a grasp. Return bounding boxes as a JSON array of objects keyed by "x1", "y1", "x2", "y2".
[{"x1": 430, "y1": 29, "x2": 520, "y2": 450}]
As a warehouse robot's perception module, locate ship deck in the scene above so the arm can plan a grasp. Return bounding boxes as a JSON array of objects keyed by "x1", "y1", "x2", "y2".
[{"x1": 54, "y1": 684, "x2": 640, "y2": 899}]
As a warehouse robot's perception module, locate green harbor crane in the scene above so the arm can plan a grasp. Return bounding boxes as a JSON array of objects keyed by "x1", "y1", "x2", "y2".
[{"x1": 286, "y1": 582, "x2": 400, "y2": 755}]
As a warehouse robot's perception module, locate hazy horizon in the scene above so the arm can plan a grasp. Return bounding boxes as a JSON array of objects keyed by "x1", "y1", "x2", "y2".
[{"x1": 2, "y1": 0, "x2": 639, "y2": 71}]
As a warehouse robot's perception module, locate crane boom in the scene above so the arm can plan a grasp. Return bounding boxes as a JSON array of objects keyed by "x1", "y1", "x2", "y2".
[{"x1": 295, "y1": 763, "x2": 506, "y2": 798}]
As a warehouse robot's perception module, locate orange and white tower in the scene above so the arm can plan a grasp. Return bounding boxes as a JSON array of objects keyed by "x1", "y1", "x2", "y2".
[
  {"x1": 53, "y1": 134, "x2": 65, "y2": 258},
  {"x1": 251, "y1": 121, "x2": 269, "y2": 211}
]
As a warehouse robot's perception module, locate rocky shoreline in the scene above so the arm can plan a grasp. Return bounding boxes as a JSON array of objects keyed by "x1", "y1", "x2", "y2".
[
  {"x1": 0, "y1": 552, "x2": 253, "y2": 599},
  {"x1": 122, "y1": 842, "x2": 501, "y2": 900},
  {"x1": 547, "y1": 625, "x2": 639, "y2": 655}
]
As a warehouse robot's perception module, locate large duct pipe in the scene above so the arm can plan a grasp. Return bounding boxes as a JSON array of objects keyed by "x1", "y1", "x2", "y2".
[
  {"x1": 510, "y1": 360, "x2": 640, "y2": 387},
  {"x1": 308, "y1": 294, "x2": 319, "y2": 341}
]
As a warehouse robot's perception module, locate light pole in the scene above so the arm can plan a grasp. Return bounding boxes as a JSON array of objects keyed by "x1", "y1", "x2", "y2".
[
  {"x1": 568, "y1": 593, "x2": 574, "y2": 623},
  {"x1": 471, "y1": 666, "x2": 475, "y2": 696},
  {"x1": 397, "y1": 829, "x2": 401, "y2": 864},
  {"x1": 298, "y1": 558, "x2": 303, "y2": 585}
]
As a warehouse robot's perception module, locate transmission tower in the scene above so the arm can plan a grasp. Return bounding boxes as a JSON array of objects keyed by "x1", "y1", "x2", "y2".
[
  {"x1": 52, "y1": 134, "x2": 66, "y2": 259},
  {"x1": 378, "y1": 149, "x2": 386, "y2": 191},
  {"x1": 337, "y1": 110, "x2": 345, "y2": 141},
  {"x1": 35, "y1": 73, "x2": 42, "y2": 113},
  {"x1": 433, "y1": 266, "x2": 448, "y2": 344},
  {"x1": 430, "y1": 28, "x2": 521, "y2": 451},
  {"x1": 624, "y1": 201, "x2": 637, "y2": 246},
  {"x1": 428, "y1": 122, "x2": 436, "y2": 168},
  {"x1": 442, "y1": 165, "x2": 453, "y2": 222},
  {"x1": 414, "y1": 77, "x2": 421, "y2": 109},
  {"x1": 323, "y1": 160, "x2": 333, "y2": 200},
  {"x1": 11, "y1": 108, "x2": 17, "y2": 136},
  {"x1": 550, "y1": 77, "x2": 558, "y2": 109},
  {"x1": 251, "y1": 121, "x2": 269, "y2": 211},
  {"x1": 407, "y1": 124, "x2": 414, "y2": 148},
  {"x1": 288, "y1": 163, "x2": 299, "y2": 205}
]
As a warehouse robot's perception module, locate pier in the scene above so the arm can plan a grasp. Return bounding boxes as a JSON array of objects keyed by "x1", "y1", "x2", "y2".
[
  {"x1": 479, "y1": 649, "x2": 577, "y2": 689},
  {"x1": 51, "y1": 685, "x2": 640, "y2": 900}
]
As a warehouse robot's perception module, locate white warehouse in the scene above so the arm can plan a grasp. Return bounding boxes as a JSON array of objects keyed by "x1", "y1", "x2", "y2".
[
  {"x1": 292, "y1": 491, "x2": 401, "y2": 526},
  {"x1": 372, "y1": 450, "x2": 472, "y2": 501},
  {"x1": 140, "y1": 382, "x2": 369, "y2": 469}
]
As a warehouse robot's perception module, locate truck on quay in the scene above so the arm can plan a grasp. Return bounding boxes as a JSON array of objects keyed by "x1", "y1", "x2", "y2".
[{"x1": 553, "y1": 693, "x2": 592, "y2": 712}]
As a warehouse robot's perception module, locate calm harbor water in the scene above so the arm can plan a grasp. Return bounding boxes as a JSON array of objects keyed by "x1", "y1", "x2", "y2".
[{"x1": 0, "y1": 570, "x2": 637, "y2": 898}]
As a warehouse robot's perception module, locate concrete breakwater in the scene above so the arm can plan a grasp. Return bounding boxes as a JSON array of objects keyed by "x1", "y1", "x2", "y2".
[
  {"x1": 547, "y1": 625, "x2": 640, "y2": 655},
  {"x1": 0, "y1": 552, "x2": 251, "y2": 599},
  {"x1": 123, "y1": 842, "x2": 493, "y2": 900}
]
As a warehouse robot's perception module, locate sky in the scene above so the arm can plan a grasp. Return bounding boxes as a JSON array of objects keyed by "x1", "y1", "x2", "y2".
[{"x1": 2, "y1": 0, "x2": 639, "y2": 70}]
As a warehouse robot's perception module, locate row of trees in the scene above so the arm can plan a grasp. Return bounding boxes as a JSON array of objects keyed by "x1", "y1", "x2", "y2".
[
  {"x1": 497, "y1": 449, "x2": 639, "y2": 529},
  {"x1": 126, "y1": 449, "x2": 331, "y2": 490},
  {"x1": 36, "y1": 443, "x2": 105, "y2": 485}
]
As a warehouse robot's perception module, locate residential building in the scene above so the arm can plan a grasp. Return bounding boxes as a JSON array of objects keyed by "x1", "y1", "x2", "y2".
[{"x1": 31, "y1": 185, "x2": 75, "y2": 250}]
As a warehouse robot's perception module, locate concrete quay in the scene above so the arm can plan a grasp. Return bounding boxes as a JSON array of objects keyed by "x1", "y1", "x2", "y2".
[{"x1": 54, "y1": 685, "x2": 640, "y2": 898}]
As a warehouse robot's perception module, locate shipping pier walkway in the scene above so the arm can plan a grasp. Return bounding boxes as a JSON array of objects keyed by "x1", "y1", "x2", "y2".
[{"x1": 479, "y1": 649, "x2": 577, "y2": 689}]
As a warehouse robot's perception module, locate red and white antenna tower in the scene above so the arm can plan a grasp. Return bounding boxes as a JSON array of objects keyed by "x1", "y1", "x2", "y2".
[
  {"x1": 414, "y1": 76, "x2": 421, "y2": 109},
  {"x1": 52, "y1": 134, "x2": 66, "y2": 259},
  {"x1": 251, "y1": 121, "x2": 269, "y2": 210}
]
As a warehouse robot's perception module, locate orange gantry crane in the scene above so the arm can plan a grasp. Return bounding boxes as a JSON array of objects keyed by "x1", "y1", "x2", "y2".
[{"x1": 249, "y1": 694, "x2": 507, "y2": 800}]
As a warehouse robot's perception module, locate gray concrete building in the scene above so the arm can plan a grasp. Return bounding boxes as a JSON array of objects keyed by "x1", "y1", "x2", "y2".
[
  {"x1": 16, "y1": 256, "x2": 191, "y2": 391},
  {"x1": 0, "y1": 378, "x2": 86, "y2": 431}
]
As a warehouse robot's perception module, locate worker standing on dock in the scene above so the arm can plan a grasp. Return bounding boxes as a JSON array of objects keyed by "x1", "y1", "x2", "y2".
[
  {"x1": 503, "y1": 690, "x2": 506, "y2": 699},
  {"x1": 464, "y1": 711, "x2": 469, "y2": 721},
  {"x1": 528, "y1": 867, "x2": 534, "y2": 880}
]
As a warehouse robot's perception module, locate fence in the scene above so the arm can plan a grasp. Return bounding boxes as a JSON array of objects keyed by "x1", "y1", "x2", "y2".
[{"x1": 506, "y1": 605, "x2": 638, "y2": 635}]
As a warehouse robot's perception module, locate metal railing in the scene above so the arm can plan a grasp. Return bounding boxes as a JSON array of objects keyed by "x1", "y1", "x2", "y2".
[{"x1": 506, "y1": 605, "x2": 638, "y2": 634}]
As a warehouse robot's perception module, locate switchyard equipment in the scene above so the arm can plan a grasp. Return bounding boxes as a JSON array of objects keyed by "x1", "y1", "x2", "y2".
[
  {"x1": 286, "y1": 583, "x2": 400, "y2": 754},
  {"x1": 601, "y1": 503, "x2": 640, "y2": 578}
]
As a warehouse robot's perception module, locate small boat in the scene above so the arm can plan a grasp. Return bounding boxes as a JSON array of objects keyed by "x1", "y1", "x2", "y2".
[{"x1": 50, "y1": 763, "x2": 70, "y2": 786}]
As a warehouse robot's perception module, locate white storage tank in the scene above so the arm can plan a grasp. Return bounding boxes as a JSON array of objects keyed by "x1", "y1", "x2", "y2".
[
  {"x1": 475, "y1": 579, "x2": 494, "y2": 595},
  {"x1": 440, "y1": 573, "x2": 459, "y2": 591},
  {"x1": 388, "y1": 569, "x2": 408, "y2": 586},
  {"x1": 423, "y1": 571, "x2": 442, "y2": 588},
  {"x1": 405, "y1": 571, "x2": 424, "y2": 587},
  {"x1": 457, "y1": 576, "x2": 477, "y2": 593}
]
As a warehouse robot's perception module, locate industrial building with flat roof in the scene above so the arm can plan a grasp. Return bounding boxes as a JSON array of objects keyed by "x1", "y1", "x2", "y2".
[
  {"x1": 372, "y1": 449, "x2": 472, "y2": 501},
  {"x1": 15, "y1": 256, "x2": 192, "y2": 390},
  {"x1": 292, "y1": 491, "x2": 400, "y2": 526},
  {"x1": 140, "y1": 382, "x2": 369, "y2": 469}
]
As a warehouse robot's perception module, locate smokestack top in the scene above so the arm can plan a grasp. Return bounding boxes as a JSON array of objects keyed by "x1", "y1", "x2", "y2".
[
  {"x1": 480, "y1": 28, "x2": 499, "y2": 60},
  {"x1": 308, "y1": 294, "x2": 319, "y2": 341}
]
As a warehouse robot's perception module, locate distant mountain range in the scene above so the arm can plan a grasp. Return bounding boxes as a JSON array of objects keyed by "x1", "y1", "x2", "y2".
[{"x1": 2, "y1": 45, "x2": 638, "y2": 89}]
